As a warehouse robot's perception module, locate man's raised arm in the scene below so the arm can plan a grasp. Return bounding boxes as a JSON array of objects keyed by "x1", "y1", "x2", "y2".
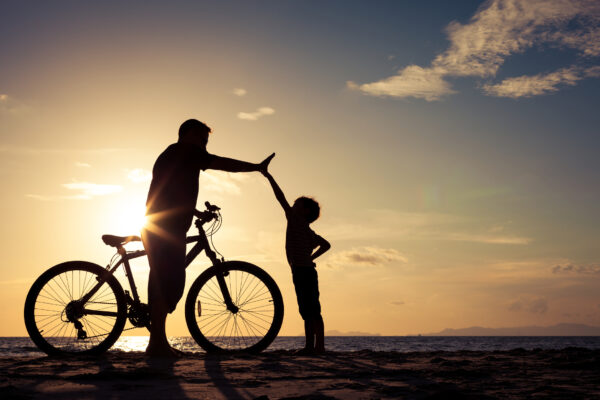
[
  {"x1": 208, "y1": 153, "x2": 275, "y2": 173},
  {"x1": 263, "y1": 171, "x2": 291, "y2": 215}
]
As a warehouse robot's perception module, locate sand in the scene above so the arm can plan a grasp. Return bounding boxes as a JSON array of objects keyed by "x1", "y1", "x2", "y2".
[{"x1": 1, "y1": 348, "x2": 599, "y2": 399}]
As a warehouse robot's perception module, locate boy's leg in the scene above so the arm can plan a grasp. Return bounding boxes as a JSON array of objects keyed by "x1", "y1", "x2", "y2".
[
  {"x1": 314, "y1": 315, "x2": 324, "y2": 352},
  {"x1": 304, "y1": 319, "x2": 315, "y2": 350}
]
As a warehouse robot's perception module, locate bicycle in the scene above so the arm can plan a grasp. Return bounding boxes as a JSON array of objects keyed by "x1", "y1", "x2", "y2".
[{"x1": 24, "y1": 201, "x2": 284, "y2": 355}]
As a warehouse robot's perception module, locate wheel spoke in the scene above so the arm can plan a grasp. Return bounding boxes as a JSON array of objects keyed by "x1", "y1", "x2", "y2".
[
  {"x1": 188, "y1": 264, "x2": 282, "y2": 352},
  {"x1": 26, "y1": 264, "x2": 125, "y2": 355}
]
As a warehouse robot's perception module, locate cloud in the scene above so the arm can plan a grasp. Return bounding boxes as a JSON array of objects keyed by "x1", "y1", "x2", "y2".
[
  {"x1": 0, "y1": 145, "x2": 127, "y2": 155},
  {"x1": 391, "y1": 300, "x2": 405, "y2": 306},
  {"x1": 482, "y1": 66, "x2": 598, "y2": 98},
  {"x1": 127, "y1": 168, "x2": 152, "y2": 183},
  {"x1": 552, "y1": 263, "x2": 600, "y2": 275},
  {"x1": 508, "y1": 296, "x2": 548, "y2": 314},
  {"x1": 202, "y1": 170, "x2": 249, "y2": 195},
  {"x1": 27, "y1": 181, "x2": 123, "y2": 201},
  {"x1": 0, "y1": 93, "x2": 28, "y2": 114},
  {"x1": 325, "y1": 246, "x2": 407, "y2": 269},
  {"x1": 237, "y1": 107, "x2": 275, "y2": 121},
  {"x1": 324, "y1": 209, "x2": 532, "y2": 245},
  {"x1": 347, "y1": 65, "x2": 455, "y2": 101},
  {"x1": 443, "y1": 232, "x2": 532, "y2": 245},
  {"x1": 349, "y1": 0, "x2": 600, "y2": 100},
  {"x1": 75, "y1": 162, "x2": 91, "y2": 168},
  {"x1": 62, "y1": 182, "x2": 122, "y2": 197},
  {"x1": 233, "y1": 88, "x2": 247, "y2": 96}
]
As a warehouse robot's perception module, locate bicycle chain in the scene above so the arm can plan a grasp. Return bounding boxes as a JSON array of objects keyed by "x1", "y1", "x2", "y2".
[{"x1": 76, "y1": 301, "x2": 144, "y2": 339}]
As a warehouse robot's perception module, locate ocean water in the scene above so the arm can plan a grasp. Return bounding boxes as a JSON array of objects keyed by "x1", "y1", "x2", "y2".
[{"x1": 2, "y1": 336, "x2": 600, "y2": 358}]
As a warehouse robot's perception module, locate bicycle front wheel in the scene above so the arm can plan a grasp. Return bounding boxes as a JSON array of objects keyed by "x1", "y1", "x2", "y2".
[
  {"x1": 185, "y1": 261, "x2": 284, "y2": 353},
  {"x1": 24, "y1": 261, "x2": 127, "y2": 355}
]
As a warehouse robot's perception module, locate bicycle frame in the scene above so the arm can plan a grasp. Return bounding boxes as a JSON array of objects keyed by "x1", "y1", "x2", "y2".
[{"x1": 79, "y1": 217, "x2": 236, "y2": 320}]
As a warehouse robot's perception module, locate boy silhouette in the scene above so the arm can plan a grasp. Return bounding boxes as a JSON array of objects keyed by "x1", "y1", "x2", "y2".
[
  {"x1": 262, "y1": 167, "x2": 330, "y2": 354},
  {"x1": 143, "y1": 119, "x2": 274, "y2": 357}
]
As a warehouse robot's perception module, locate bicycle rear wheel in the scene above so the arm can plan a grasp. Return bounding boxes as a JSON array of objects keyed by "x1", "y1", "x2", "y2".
[
  {"x1": 24, "y1": 261, "x2": 127, "y2": 355},
  {"x1": 185, "y1": 261, "x2": 284, "y2": 353}
]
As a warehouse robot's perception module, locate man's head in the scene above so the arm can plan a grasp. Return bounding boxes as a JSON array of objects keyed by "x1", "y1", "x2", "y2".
[
  {"x1": 178, "y1": 119, "x2": 211, "y2": 148},
  {"x1": 293, "y1": 196, "x2": 321, "y2": 223}
]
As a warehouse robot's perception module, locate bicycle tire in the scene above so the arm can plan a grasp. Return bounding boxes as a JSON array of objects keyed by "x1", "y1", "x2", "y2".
[
  {"x1": 185, "y1": 261, "x2": 284, "y2": 353},
  {"x1": 24, "y1": 261, "x2": 127, "y2": 355}
]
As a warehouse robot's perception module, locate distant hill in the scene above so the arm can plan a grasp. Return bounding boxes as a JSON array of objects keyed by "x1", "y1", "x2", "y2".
[
  {"x1": 325, "y1": 330, "x2": 381, "y2": 336},
  {"x1": 424, "y1": 323, "x2": 600, "y2": 336}
]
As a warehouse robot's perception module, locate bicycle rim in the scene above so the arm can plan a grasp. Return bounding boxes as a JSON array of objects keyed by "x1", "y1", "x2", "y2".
[
  {"x1": 24, "y1": 262, "x2": 127, "y2": 355},
  {"x1": 185, "y1": 261, "x2": 283, "y2": 353}
]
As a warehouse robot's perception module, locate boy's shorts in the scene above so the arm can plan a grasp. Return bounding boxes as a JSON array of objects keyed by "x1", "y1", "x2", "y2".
[{"x1": 291, "y1": 265, "x2": 321, "y2": 320}]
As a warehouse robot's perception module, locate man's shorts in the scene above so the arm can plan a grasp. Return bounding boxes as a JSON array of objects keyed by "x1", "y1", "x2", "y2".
[
  {"x1": 142, "y1": 229, "x2": 186, "y2": 314},
  {"x1": 291, "y1": 265, "x2": 322, "y2": 320}
]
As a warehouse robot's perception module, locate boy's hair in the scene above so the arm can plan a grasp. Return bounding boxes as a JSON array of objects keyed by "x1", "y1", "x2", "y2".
[
  {"x1": 179, "y1": 119, "x2": 211, "y2": 140},
  {"x1": 296, "y1": 196, "x2": 320, "y2": 223}
]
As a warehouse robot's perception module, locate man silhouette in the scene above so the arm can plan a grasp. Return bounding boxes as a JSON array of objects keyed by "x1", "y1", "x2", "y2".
[{"x1": 142, "y1": 119, "x2": 274, "y2": 357}]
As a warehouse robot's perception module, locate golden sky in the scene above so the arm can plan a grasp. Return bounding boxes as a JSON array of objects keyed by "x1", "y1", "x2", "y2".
[{"x1": 1, "y1": 1, "x2": 600, "y2": 336}]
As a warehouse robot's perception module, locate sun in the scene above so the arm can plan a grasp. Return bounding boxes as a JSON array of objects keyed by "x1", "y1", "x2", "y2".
[{"x1": 110, "y1": 202, "x2": 148, "y2": 236}]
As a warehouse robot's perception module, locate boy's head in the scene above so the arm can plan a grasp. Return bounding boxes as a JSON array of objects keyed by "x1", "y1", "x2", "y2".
[
  {"x1": 178, "y1": 119, "x2": 211, "y2": 148},
  {"x1": 293, "y1": 196, "x2": 320, "y2": 223}
]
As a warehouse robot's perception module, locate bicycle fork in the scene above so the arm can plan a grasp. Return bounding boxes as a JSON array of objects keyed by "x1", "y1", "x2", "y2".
[
  {"x1": 186, "y1": 228, "x2": 238, "y2": 314},
  {"x1": 214, "y1": 267, "x2": 239, "y2": 314}
]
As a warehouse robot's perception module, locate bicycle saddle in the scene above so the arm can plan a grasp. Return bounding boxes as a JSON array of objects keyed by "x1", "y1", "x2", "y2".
[{"x1": 101, "y1": 234, "x2": 142, "y2": 247}]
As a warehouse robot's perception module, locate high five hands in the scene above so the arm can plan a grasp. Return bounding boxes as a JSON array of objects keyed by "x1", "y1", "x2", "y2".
[{"x1": 259, "y1": 152, "x2": 275, "y2": 175}]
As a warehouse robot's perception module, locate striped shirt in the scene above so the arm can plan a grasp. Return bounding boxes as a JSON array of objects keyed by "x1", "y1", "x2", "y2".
[{"x1": 285, "y1": 211, "x2": 320, "y2": 268}]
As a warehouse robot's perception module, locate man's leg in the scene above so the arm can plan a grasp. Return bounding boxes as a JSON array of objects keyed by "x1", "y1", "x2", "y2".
[
  {"x1": 146, "y1": 277, "x2": 174, "y2": 356},
  {"x1": 142, "y1": 230, "x2": 186, "y2": 357}
]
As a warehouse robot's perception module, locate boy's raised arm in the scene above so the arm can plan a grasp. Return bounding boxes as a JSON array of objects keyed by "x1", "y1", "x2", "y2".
[{"x1": 263, "y1": 171, "x2": 291, "y2": 214}]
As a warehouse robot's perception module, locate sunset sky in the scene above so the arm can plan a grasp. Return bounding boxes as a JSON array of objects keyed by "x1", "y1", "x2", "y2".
[{"x1": 1, "y1": 0, "x2": 599, "y2": 337}]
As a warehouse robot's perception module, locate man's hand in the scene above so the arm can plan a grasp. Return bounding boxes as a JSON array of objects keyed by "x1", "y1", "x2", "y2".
[{"x1": 259, "y1": 153, "x2": 275, "y2": 175}]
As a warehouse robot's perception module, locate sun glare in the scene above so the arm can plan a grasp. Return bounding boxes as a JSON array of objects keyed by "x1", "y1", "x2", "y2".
[{"x1": 110, "y1": 202, "x2": 148, "y2": 236}]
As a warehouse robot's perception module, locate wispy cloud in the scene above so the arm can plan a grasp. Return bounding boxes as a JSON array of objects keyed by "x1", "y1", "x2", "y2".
[
  {"x1": 126, "y1": 168, "x2": 152, "y2": 183},
  {"x1": 27, "y1": 181, "x2": 123, "y2": 201},
  {"x1": 348, "y1": 66, "x2": 455, "y2": 101},
  {"x1": 237, "y1": 107, "x2": 275, "y2": 121},
  {"x1": 233, "y1": 88, "x2": 247, "y2": 96},
  {"x1": 444, "y1": 232, "x2": 532, "y2": 245},
  {"x1": 75, "y1": 162, "x2": 91, "y2": 168},
  {"x1": 482, "y1": 66, "x2": 600, "y2": 98},
  {"x1": 508, "y1": 296, "x2": 548, "y2": 314},
  {"x1": 0, "y1": 145, "x2": 128, "y2": 155},
  {"x1": 325, "y1": 246, "x2": 407, "y2": 269},
  {"x1": 202, "y1": 170, "x2": 249, "y2": 195},
  {"x1": 552, "y1": 263, "x2": 600, "y2": 275},
  {"x1": 0, "y1": 93, "x2": 28, "y2": 114},
  {"x1": 349, "y1": 0, "x2": 600, "y2": 100},
  {"x1": 324, "y1": 209, "x2": 532, "y2": 245}
]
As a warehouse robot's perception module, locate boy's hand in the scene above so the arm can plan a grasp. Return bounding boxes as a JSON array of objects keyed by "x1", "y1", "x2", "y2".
[{"x1": 259, "y1": 152, "x2": 275, "y2": 175}]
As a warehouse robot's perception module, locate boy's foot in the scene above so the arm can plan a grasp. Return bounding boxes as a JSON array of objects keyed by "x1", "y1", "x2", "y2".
[{"x1": 293, "y1": 347, "x2": 315, "y2": 356}]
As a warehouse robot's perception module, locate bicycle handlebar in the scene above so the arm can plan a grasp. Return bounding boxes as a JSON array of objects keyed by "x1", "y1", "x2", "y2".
[
  {"x1": 194, "y1": 202, "x2": 221, "y2": 226},
  {"x1": 205, "y1": 201, "x2": 220, "y2": 212}
]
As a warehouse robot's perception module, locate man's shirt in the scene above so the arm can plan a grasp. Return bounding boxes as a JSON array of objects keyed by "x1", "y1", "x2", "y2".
[{"x1": 146, "y1": 142, "x2": 214, "y2": 234}]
